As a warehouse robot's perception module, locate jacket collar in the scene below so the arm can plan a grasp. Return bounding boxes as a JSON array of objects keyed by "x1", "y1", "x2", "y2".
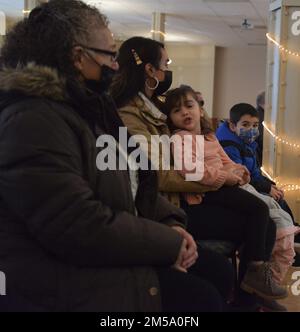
[
  {"x1": 217, "y1": 121, "x2": 240, "y2": 143},
  {"x1": 138, "y1": 92, "x2": 167, "y2": 122}
]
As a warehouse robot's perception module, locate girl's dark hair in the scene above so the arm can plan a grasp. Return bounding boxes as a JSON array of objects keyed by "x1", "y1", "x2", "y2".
[
  {"x1": 110, "y1": 36, "x2": 164, "y2": 108},
  {"x1": 0, "y1": 0, "x2": 108, "y2": 78},
  {"x1": 164, "y1": 86, "x2": 213, "y2": 136}
]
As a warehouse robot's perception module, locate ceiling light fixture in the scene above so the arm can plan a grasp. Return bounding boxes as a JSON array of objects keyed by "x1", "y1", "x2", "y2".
[{"x1": 241, "y1": 19, "x2": 254, "y2": 30}]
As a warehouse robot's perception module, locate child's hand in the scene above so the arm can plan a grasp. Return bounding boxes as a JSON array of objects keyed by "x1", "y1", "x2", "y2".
[
  {"x1": 236, "y1": 167, "x2": 250, "y2": 185},
  {"x1": 274, "y1": 185, "x2": 284, "y2": 198},
  {"x1": 238, "y1": 176, "x2": 250, "y2": 186},
  {"x1": 231, "y1": 165, "x2": 250, "y2": 185},
  {"x1": 224, "y1": 170, "x2": 243, "y2": 186},
  {"x1": 221, "y1": 164, "x2": 235, "y2": 172},
  {"x1": 270, "y1": 185, "x2": 284, "y2": 201},
  {"x1": 232, "y1": 168, "x2": 244, "y2": 177}
]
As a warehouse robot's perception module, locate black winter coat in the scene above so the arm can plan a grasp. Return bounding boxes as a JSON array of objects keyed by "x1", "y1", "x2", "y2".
[{"x1": 0, "y1": 64, "x2": 186, "y2": 311}]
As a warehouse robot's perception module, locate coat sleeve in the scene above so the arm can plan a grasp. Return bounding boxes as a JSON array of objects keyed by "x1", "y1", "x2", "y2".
[
  {"x1": 250, "y1": 176, "x2": 273, "y2": 193},
  {"x1": 172, "y1": 132, "x2": 226, "y2": 189},
  {"x1": 0, "y1": 101, "x2": 183, "y2": 268},
  {"x1": 154, "y1": 193, "x2": 187, "y2": 229},
  {"x1": 223, "y1": 143, "x2": 272, "y2": 193},
  {"x1": 247, "y1": 148, "x2": 273, "y2": 192},
  {"x1": 119, "y1": 108, "x2": 214, "y2": 194}
]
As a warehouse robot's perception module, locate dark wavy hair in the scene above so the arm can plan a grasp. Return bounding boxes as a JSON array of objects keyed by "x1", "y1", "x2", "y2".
[
  {"x1": 110, "y1": 36, "x2": 164, "y2": 108},
  {"x1": 0, "y1": 0, "x2": 108, "y2": 78},
  {"x1": 163, "y1": 86, "x2": 213, "y2": 136}
]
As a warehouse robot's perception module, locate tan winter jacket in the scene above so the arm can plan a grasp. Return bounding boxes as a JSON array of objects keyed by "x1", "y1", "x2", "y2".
[{"x1": 118, "y1": 93, "x2": 213, "y2": 208}]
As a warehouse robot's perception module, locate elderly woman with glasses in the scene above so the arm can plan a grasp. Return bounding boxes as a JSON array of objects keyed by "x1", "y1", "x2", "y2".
[{"x1": 0, "y1": 0, "x2": 233, "y2": 312}]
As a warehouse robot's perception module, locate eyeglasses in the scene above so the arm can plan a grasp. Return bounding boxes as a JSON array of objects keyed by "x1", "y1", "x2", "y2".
[{"x1": 80, "y1": 45, "x2": 118, "y2": 62}]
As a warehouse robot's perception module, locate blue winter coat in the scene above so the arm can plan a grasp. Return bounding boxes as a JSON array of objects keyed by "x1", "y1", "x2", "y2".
[{"x1": 216, "y1": 121, "x2": 274, "y2": 193}]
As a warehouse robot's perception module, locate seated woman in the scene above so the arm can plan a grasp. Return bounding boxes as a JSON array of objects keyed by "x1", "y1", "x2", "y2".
[
  {"x1": 0, "y1": 0, "x2": 232, "y2": 312},
  {"x1": 111, "y1": 36, "x2": 286, "y2": 301}
]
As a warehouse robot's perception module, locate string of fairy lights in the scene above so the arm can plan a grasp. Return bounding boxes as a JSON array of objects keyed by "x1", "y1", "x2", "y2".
[
  {"x1": 261, "y1": 167, "x2": 300, "y2": 192},
  {"x1": 261, "y1": 121, "x2": 300, "y2": 191},
  {"x1": 266, "y1": 33, "x2": 300, "y2": 57},
  {"x1": 260, "y1": 34, "x2": 300, "y2": 192},
  {"x1": 261, "y1": 123, "x2": 300, "y2": 192},
  {"x1": 262, "y1": 121, "x2": 300, "y2": 149}
]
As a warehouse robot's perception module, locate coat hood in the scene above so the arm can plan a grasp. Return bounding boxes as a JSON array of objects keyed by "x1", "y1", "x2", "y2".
[
  {"x1": 216, "y1": 121, "x2": 240, "y2": 143},
  {"x1": 0, "y1": 63, "x2": 67, "y2": 101},
  {"x1": 0, "y1": 63, "x2": 129, "y2": 143},
  {"x1": 0, "y1": 63, "x2": 67, "y2": 112}
]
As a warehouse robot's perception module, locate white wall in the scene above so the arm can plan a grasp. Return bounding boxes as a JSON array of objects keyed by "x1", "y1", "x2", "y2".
[
  {"x1": 115, "y1": 40, "x2": 266, "y2": 123},
  {"x1": 166, "y1": 43, "x2": 215, "y2": 118},
  {"x1": 213, "y1": 46, "x2": 267, "y2": 120}
]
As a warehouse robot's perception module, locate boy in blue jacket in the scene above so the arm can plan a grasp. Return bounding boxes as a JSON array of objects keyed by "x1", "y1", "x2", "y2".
[
  {"x1": 216, "y1": 102, "x2": 300, "y2": 296},
  {"x1": 216, "y1": 103, "x2": 294, "y2": 216}
]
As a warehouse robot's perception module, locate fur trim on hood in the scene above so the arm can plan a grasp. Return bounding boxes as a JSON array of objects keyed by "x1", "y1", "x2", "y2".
[{"x1": 0, "y1": 63, "x2": 67, "y2": 101}]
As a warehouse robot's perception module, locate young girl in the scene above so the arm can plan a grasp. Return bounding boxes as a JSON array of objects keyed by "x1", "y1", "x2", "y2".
[{"x1": 164, "y1": 85, "x2": 299, "y2": 288}]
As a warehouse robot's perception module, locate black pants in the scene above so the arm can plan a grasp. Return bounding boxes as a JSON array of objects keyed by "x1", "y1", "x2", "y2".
[
  {"x1": 157, "y1": 248, "x2": 234, "y2": 312},
  {"x1": 182, "y1": 186, "x2": 276, "y2": 263}
]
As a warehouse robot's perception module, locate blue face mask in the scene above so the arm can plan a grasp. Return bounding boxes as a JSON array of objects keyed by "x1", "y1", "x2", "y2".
[{"x1": 238, "y1": 127, "x2": 259, "y2": 144}]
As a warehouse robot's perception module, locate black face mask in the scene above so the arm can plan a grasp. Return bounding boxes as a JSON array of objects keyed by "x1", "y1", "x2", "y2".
[
  {"x1": 97, "y1": 65, "x2": 116, "y2": 92},
  {"x1": 84, "y1": 53, "x2": 116, "y2": 94},
  {"x1": 155, "y1": 70, "x2": 173, "y2": 96}
]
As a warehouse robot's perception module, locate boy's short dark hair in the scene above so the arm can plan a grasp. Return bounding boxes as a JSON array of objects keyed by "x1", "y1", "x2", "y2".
[{"x1": 230, "y1": 103, "x2": 259, "y2": 124}]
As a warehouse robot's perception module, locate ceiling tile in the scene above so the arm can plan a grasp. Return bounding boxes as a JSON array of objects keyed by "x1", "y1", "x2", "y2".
[{"x1": 0, "y1": 0, "x2": 270, "y2": 46}]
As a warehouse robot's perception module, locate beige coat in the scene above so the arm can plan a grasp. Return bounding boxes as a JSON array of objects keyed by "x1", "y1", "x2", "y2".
[{"x1": 118, "y1": 94, "x2": 213, "y2": 207}]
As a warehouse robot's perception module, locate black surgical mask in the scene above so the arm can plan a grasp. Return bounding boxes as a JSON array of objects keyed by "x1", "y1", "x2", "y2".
[
  {"x1": 155, "y1": 70, "x2": 173, "y2": 95},
  {"x1": 84, "y1": 52, "x2": 116, "y2": 93},
  {"x1": 98, "y1": 65, "x2": 116, "y2": 92}
]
